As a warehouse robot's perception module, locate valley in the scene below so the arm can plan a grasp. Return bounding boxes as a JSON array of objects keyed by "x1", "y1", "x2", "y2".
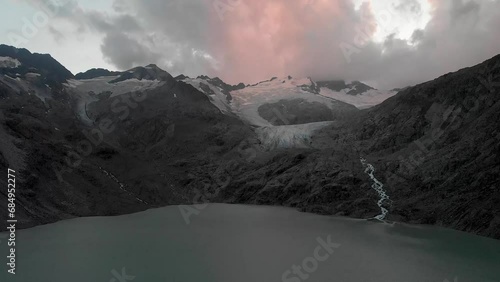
[{"x1": 0, "y1": 44, "x2": 499, "y2": 239}]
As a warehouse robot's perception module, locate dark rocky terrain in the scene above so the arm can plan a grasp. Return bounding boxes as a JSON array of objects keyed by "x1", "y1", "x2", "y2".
[
  {"x1": 0, "y1": 45, "x2": 499, "y2": 239},
  {"x1": 75, "y1": 68, "x2": 122, "y2": 80},
  {"x1": 108, "y1": 64, "x2": 174, "y2": 83},
  {"x1": 0, "y1": 44, "x2": 73, "y2": 87}
]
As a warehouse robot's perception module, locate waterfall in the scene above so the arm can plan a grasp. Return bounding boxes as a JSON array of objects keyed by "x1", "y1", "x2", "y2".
[{"x1": 360, "y1": 158, "x2": 390, "y2": 221}]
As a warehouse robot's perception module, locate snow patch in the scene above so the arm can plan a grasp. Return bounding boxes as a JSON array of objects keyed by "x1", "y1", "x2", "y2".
[
  {"x1": 25, "y1": 72, "x2": 41, "y2": 78},
  {"x1": 65, "y1": 76, "x2": 164, "y2": 125},
  {"x1": 65, "y1": 76, "x2": 164, "y2": 97},
  {"x1": 65, "y1": 79, "x2": 83, "y2": 88},
  {"x1": 0, "y1": 73, "x2": 51, "y2": 101},
  {"x1": 182, "y1": 78, "x2": 232, "y2": 113},
  {"x1": 0, "y1": 56, "x2": 21, "y2": 68}
]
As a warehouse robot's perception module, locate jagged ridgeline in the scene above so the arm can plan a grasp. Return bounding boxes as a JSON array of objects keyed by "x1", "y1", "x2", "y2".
[{"x1": 0, "y1": 44, "x2": 499, "y2": 239}]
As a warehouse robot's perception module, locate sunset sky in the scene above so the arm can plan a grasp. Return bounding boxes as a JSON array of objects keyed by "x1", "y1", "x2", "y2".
[{"x1": 1, "y1": 0, "x2": 499, "y2": 88}]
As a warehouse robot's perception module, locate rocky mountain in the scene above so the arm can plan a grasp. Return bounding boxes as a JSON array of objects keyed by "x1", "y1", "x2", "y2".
[
  {"x1": 0, "y1": 44, "x2": 73, "y2": 88},
  {"x1": 0, "y1": 46, "x2": 256, "y2": 229},
  {"x1": 75, "y1": 68, "x2": 122, "y2": 80},
  {"x1": 109, "y1": 64, "x2": 174, "y2": 83},
  {"x1": 222, "y1": 54, "x2": 500, "y2": 238},
  {"x1": 0, "y1": 44, "x2": 499, "y2": 239}
]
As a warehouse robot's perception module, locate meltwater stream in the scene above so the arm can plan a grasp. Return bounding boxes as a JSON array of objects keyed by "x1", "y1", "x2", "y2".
[
  {"x1": 98, "y1": 166, "x2": 149, "y2": 205},
  {"x1": 1, "y1": 204, "x2": 499, "y2": 282},
  {"x1": 361, "y1": 157, "x2": 391, "y2": 220}
]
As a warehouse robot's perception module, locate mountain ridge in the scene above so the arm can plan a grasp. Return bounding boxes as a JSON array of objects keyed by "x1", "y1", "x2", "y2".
[{"x1": 0, "y1": 44, "x2": 499, "y2": 239}]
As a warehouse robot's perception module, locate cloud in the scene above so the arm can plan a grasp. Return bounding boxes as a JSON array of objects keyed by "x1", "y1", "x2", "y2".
[
  {"x1": 357, "y1": 0, "x2": 500, "y2": 88},
  {"x1": 450, "y1": 0, "x2": 480, "y2": 22},
  {"x1": 206, "y1": 0, "x2": 378, "y2": 84},
  {"x1": 37, "y1": 0, "x2": 500, "y2": 89},
  {"x1": 393, "y1": 0, "x2": 422, "y2": 14},
  {"x1": 100, "y1": 31, "x2": 161, "y2": 70},
  {"x1": 48, "y1": 26, "x2": 65, "y2": 43}
]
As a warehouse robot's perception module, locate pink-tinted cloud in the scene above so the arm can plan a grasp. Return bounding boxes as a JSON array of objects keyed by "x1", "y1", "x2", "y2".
[
  {"x1": 208, "y1": 0, "x2": 376, "y2": 84},
  {"x1": 39, "y1": 0, "x2": 500, "y2": 89}
]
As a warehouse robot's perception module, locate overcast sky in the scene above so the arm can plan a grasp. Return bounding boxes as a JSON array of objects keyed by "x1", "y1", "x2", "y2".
[{"x1": 1, "y1": 0, "x2": 499, "y2": 89}]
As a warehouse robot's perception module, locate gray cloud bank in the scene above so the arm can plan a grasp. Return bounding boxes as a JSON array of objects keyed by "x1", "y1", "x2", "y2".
[{"x1": 39, "y1": 0, "x2": 500, "y2": 89}]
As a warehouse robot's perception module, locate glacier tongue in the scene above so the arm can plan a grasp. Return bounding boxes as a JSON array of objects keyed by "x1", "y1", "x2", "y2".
[{"x1": 256, "y1": 121, "x2": 332, "y2": 150}]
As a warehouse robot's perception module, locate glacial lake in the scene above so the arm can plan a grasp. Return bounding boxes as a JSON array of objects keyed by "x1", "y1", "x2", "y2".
[{"x1": 1, "y1": 204, "x2": 499, "y2": 282}]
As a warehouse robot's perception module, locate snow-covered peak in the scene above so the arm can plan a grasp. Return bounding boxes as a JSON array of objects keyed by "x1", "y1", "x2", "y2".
[
  {"x1": 109, "y1": 64, "x2": 174, "y2": 84},
  {"x1": 316, "y1": 80, "x2": 375, "y2": 95},
  {"x1": 314, "y1": 79, "x2": 397, "y2": 109},
  {"x1": 248, "y1": 76, "x2": 314, "y2": 89},
  {"x1": 75, "y1": 68, "x2": 122, "y2": 80},
  {"x1": 319, "y1": 87, "x2": 397, "y2": 109},
  {"x1": 181, "y1": 74, "x2": 396, "y2": 149}
]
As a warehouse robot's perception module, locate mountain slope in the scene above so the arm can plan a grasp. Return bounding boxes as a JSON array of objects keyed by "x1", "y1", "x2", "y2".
[
  {"x1": 75, "y1": 68, "x2": 122, "y2": 80},
  {"x1": 225, "y1": 54, "x2": 500, "y2": 238},
  {"x1": 0, "y1": 46, "x2": 256, "y2": 229},
  {"x1": 0, "y1": 44, "x2": 73, "y2": 87},
  {"x1": 0, "y1": 44, "x2": 499, "y2": 239}
]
